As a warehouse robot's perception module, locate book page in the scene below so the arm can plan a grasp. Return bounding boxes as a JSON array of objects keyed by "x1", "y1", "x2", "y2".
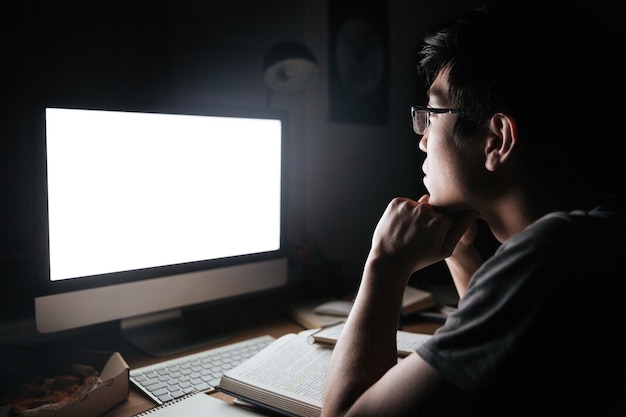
[
  {"x1": 402, "y1": 285, "x2": 436, "y2": 315},
  {"x1": 310, "y1": 321, "x2": 431, "y2": 357},
  {"x1": 220, "y1": 332, "x2": 330, "y2": 408},
  {"x1": 132, "y1": 392, "x2": 262, "y2": 417}
]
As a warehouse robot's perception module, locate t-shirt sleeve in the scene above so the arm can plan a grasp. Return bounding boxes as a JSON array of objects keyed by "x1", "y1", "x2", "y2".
[{"x1": 415, "y1": 211, "x2": 614, "y2": 393}]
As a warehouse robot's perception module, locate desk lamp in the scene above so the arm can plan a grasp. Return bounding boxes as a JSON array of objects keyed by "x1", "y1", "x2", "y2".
[{"x1": 262, "y1": 41, "x2": 318, "y2": 101}]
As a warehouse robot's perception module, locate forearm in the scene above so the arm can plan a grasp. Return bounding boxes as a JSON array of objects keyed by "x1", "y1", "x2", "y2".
[
  {"x1": 444, "y1": 245, "x2": 482, "y2": 298},
  {"x1": 321, "y1": 256, "x2": 409, "y2": 417},
  {"x1": 321, "y1": 197, "x2": 477, "y2": 416}
]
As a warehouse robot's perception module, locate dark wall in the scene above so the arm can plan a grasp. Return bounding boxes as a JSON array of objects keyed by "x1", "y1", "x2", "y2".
[
  {"x1": 0, "y1": 0, "x2": 312, "y2": 321},
  {"x1": 3, "y1": 0, "x2": 621, "y2": 325}
]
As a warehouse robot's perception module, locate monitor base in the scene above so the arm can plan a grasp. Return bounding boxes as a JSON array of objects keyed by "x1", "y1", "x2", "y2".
[{"x1": 121, "y1": 309, "x2": 229, "y2": 357}]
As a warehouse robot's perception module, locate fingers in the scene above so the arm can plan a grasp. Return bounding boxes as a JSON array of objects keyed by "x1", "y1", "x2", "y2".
[{"x1": 372, "y1": 197, "x2": 479, "y2": 272}]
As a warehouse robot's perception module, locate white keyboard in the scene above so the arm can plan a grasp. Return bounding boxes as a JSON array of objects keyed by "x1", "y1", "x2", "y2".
[{"x1": 130, "y1": 334, "x2": 275, "y2": 404}]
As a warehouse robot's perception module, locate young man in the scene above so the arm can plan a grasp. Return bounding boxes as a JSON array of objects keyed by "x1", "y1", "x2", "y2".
[{"x1": 321, "y1": 1, "x2": 625, "y2": 416}]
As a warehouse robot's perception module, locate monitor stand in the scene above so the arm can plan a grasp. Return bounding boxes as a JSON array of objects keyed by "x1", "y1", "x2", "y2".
[{"x1": 121, "y1": 309, "x2": 229, "y2": 357}]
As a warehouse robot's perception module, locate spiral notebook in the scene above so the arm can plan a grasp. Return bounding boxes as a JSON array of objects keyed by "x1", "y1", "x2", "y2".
[{"x1": 132, "y1": 392, "x2": 264, "y2": 416}]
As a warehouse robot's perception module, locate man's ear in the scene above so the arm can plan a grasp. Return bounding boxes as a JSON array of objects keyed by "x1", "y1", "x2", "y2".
[{"x1": 484, "y1": 113, "x2": 518, "y2": 172}]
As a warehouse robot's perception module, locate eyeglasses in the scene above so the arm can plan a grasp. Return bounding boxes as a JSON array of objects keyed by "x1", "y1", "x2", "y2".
[{"x1": 411, "y1": 105, "x2": 471, "y2": 135}]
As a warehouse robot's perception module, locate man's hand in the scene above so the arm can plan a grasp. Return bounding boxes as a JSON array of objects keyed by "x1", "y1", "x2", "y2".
[{"x1": 369, "y1": 195, "x2": 477, "y2": 275}]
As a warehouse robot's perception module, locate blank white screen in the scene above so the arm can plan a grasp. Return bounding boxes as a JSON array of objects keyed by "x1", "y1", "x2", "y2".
[{"x1": 45, "y1": 107, "x2": 282, "y2": 281}]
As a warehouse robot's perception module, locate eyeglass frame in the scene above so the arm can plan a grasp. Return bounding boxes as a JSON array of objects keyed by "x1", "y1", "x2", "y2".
[{"x1": 410, "y1": 105, "x2": 476, "y2": 135}]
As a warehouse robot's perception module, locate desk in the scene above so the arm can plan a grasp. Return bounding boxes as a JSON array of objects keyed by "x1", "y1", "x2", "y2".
[{"x1": 100, "y1": 315, "x2": 441, "y2": 417}]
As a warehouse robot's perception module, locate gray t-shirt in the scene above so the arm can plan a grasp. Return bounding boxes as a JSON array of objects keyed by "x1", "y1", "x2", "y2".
[{"x1": 416, "y1": 194, "x2": 626, "y2": 416}]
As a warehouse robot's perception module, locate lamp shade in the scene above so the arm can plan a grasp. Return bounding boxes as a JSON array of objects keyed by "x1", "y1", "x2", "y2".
[{"x1": 262, "y1": 42, "x2": 318, "y2": 93}]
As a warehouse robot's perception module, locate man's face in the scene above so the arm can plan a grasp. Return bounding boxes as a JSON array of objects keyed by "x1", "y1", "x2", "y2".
[{"x1": 418, "y1": 68, "x2": 484, "y2": 212}]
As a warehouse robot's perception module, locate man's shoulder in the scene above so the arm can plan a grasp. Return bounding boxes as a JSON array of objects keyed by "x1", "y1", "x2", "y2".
[
  {"x1": 505, "y1": 193, "x2": 624, "y2": 256},
  {"x1": 535, "y1": 192, "x2": 624, "y2": 234}
]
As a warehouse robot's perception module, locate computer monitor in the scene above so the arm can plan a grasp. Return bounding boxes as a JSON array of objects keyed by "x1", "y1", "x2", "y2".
[{"x1": 31, "y1": 95, "x2": 289, "y2": 356}]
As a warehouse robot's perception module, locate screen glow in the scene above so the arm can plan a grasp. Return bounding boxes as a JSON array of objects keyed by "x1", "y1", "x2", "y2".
[{"x1": 45, "y1": 108, "x2": 282, "y2": 281}]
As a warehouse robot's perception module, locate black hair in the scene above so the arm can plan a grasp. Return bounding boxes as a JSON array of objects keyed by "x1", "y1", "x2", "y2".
[{"x1": 418, "y1": 0, "x2": 625, "y2": 207}]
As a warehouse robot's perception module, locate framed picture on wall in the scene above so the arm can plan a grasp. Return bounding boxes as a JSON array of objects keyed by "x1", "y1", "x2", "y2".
[{"x1": 328, "y1": 0, "x2": 389, "y2": 125}]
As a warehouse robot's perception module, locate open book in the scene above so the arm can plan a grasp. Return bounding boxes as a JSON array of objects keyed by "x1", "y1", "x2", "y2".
[
  {"x1": 218, "y1": 324, "x2": 432, "y2": 417},
  {"x1": 310, "y1": 321, "x2": 432, "y2": 357}
]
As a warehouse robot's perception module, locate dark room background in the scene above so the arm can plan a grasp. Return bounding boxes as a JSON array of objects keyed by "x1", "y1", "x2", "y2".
[{"x1": 1, "y1": 0, "x2": 623, "y2": 328}]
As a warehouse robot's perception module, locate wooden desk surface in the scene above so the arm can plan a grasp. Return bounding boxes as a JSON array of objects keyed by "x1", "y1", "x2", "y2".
[{"x1": 100, "y1": 315, "x2": 441, "y2": 417}]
